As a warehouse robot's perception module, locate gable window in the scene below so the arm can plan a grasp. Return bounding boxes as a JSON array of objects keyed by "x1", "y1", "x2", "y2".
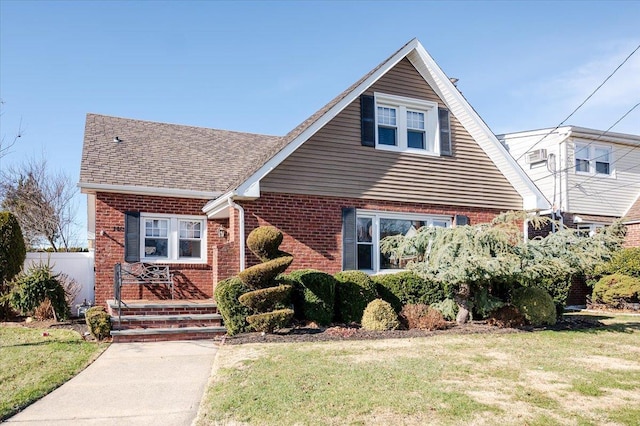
[
  {"x1": 374, "y1": 93, "x2": 439, "y2": 155},
  {"x1": 355, "y1": 211, "x2": 451, "y2": 273},
  {"x1": 139, "y1": 214, "x2": 207, "y2": 263},
  {"x1": 575, "y1": 143, "x2": 612, "y2": 176}
]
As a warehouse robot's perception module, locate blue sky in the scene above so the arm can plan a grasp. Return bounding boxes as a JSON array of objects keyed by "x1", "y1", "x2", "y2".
[{"x1": 1, "y1": 0, "x2": 639, "y2": 245}]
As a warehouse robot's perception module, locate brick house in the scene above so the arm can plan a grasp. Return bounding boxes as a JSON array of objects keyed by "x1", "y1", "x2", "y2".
[{"x1": 80, "y1": 39, "x2": 549, "y2": 308}]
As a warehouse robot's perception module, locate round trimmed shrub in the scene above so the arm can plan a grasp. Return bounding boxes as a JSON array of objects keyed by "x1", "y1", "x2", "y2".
[
  {"x1": 592, "y1": 273, "x2": 640, "y2": 306},
  {"x1": 334, "y1": 271, "x2": 377, "y2": 324},
  {"x1": 238, "y1": 284, "x2": 293, "y2": 312},
  {"x1": 512, "y1": 287, "x2": 556, "y2": 326},
  {"x1": 246, "y1": 308, "x2": 295, "y2": 333},
  {"x1": 373, "y1": 271, "x2": 445, "y2": 312},
  {"x1": 85, "y1": 306, "x2": 111, "y2": 340},
  {"x1": 286, "y1": 269, "x2": 336, "y2": 326},
  {"x1": 361, "y1": 299, "x2": 400, "y2": 331},
  {"x1": 246, "y1": 226, "x2": 285, "y2": 262},
  {"x1": 214, "y1": 277, "x2": 251, "y2": 335}
]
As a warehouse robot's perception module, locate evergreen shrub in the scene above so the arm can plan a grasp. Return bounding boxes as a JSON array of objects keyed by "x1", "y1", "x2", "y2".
[
  {"x1": 214, "y1": 277, "x2": 251, "y2": 335},
  {"x1": 361, "y1": 299, "x2": 400, "y2": 331},
  {"x1": 238, "y1": 284, "x2": 293, "y2": 312},
  {"x1": 592, "y1": 273, "x2": 640, "y2": 306},
  {"x1": 0, "y1": 211, "x2": 26, "y2": 318},
  {"x1": 334, "y1": 270, "x2": 377, "y2": 324},
  {"x1": 85, "y1": 306, "x2": 111, "y2": 340},
  {"x1": 10, "y1": 263, "x2": 69, "y2": 320},
  {"x1": 246, "y1": 308, "x2": 295, "y2": 332},
  {"x1": 286, "y1": 269, "x2": 336, "y2": 325},
  {"x1": 512, "y1": 287, "x2": 556, "y2": 326},
  {"x1": 237, "y1": 256, "x2": 293, "y2": 290},
  {"x1": 595, "y1": 247, "x2": 640, "y2": 278},
  {"x1": 430, "y1": 298, "x2": 458, "y2": 321},
  {"x1": 373, "y1": 271, "x2": 445, "y2": 312}
]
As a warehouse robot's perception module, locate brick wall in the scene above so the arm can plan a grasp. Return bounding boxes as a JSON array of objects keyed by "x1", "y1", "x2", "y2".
[
  {"x1": 238, "y1": 192, "x2": 505, "y2": 274},
  {"x1": 94, "y1": 192, "x2": 227, "y2": 306},
  {"x1": 624, "y1": 223, "x2": 640, "y2": 248}
]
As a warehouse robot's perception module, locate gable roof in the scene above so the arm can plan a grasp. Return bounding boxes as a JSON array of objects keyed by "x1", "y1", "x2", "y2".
[
  {"x1": 624, "y1": 194, "x2": 640, "y2": 223},
  {"x1": 79, "y1": 114, "x2": 281, "y2": 198},
  {"x1": 223, "y1": 38, "x2": 548, "y2": 211}
]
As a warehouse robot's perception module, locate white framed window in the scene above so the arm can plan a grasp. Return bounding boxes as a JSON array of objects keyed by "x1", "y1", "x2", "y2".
[
  {"x1": 356, "y1": 210, "x2": 451, "y2": 273},
  {"x1": 140, "y1": 213, "x2": 207, "y2": 263},
  {"x1": 574, "y1": 143, "x2": 612, "y2": 176},
  {"x1": 375, "y1": 93, "x2": 438, "y2": 155}
]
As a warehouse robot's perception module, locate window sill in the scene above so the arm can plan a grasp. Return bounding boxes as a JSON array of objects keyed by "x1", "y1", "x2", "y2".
[
  {"x1": 140, "y1": 258, "x2": 208, "y2": 265},
  {"x1": 375, "y1": 144, "x2": 439, "y2": 156}
]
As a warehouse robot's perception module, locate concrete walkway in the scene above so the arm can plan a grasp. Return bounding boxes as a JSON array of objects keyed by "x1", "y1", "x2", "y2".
[{"x1": 6, "y1": 340, "x2": 219, "y2": 426}]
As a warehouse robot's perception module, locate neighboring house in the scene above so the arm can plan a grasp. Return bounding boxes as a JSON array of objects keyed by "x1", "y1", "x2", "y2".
[
  {"x1": 499, "y1": 126, "x2": 640, "y2": 247},
  {"x1": 80, "y1": 39, "x2": 548, "y2": 307}
]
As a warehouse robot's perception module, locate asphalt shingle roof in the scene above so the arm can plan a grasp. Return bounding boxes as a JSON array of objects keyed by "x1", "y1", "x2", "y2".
[
  {"x1": 625, "y1": 195, "x2": 640, "y2": 222},
  {"x1": 80, "y1": 114, "x2": 281, "y2": 194}
]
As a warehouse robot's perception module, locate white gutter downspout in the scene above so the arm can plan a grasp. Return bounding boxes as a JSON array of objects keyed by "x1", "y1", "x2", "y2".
[
  {"x1": 523, "y1": 217, "x2": 530, "y2": 244},
  {"x1": 228, "y1": 198, "x2": 246, "y2": 271}
]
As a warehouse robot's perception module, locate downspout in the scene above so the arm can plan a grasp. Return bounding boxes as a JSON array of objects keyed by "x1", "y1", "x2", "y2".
[
  {"x1": 523, "y1": 217, "x2": 530, "y2": 244},
  {"x1": 228, "y1": 198, "x2": 246, "y2": 271}
]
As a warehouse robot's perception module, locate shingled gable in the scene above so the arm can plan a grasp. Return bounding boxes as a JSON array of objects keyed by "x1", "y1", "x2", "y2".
[
  {"x1": 624, "y1": 195, "x2": 640, "y2": 224},
  {"x1": 79, "y1": 114, "x2": 281, "y2": 198},
  {"x1": 203, "y1": 38, "x2": 548, "y2": 217}
]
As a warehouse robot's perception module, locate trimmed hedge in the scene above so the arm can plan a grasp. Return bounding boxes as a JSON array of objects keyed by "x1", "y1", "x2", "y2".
[
  {"x1": 512, "y1": 287, "x2": 556, "y2": 326},
  {"x1": 238, "y1": 284, "x2": 293, "y2": 312},
  {"x1": 246, "y1": 308, "x2": 295, "y2": 333},
  {"x1": 214, "y1": 277, "x2": 251, "y2": 335},
  {"x1": 238, "y1": 256, "x2": 294, "y2": 290},
  {"x1": 246, "y1": 226, "x2": 286, "y2": 262},
  {"x1": 334, "y1": 271, "x2": 377, "y2": 324},
  {"x1": 286, "y1": 269, "x2": 336, "y2": 326},
  {"x1": 85, "y1": 306, "x2": 111, "y2": 340},
  {"x1": 593, "y1": 273, "x2": 640, "y2": 306},
  {"x1": 373, "y1": 271, "x2": 445, "y2": 312},
  {"x1": 361, "y1": 299, "x2": 400, "y2": 331}
]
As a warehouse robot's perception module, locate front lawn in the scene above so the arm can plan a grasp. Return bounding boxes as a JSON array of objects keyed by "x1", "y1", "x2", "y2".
[
  {"x1": 198, "y1": 313, "x2": 640, "y2": 425},
  {"x1": 0, "y1": 325, "x2": 108, "y2": 420}
]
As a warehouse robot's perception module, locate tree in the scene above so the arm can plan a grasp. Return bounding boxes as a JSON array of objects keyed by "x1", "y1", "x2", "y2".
[
  {"x1": 0, "y1": 157, "x2": 78, "y2": 251},
  {"x1": 381, "y1": 211, "x2": 625, "y2": 324},
  {"x1": 0, "y1": 99, "x2": 23, "y2": 160},
  {"x1": 0, "y1": 211, "x2": 26, "y2": 319}
]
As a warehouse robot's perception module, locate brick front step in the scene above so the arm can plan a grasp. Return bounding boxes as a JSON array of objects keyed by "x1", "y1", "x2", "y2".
[
  {"x1": 113, "y1": 313, "x2": 223, "y2": 330},
  {"x1": 110, "y1": 326, "x2": 227, "y2": 343},
  {"x1": 106, "y1": 300, "x2": 219, "y2": 316}
]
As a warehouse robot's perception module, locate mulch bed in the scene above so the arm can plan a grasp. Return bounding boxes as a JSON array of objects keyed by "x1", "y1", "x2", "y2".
[{"x1": 223, "y1": 316, "x2": 603, "y2": 345}]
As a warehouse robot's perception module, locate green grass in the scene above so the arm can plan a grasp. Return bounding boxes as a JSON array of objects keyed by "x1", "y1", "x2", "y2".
[
  {"x1": 198, "y1": 313, "x2": 640, "y2": 425},
  {"x1": 0, "y1": 325, "x2": 108, "y2": 420}
]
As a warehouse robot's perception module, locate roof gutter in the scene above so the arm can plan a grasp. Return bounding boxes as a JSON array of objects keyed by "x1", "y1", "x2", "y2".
[{"x1": 78, "y1": 182, "x2": 221, "y2": 200}]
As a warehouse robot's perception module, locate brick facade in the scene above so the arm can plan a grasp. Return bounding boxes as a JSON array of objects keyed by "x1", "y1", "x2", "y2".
[
  {"x1": 94, "y1": 192, "x2": 229, "y2": 306},
  {"x1": 238, "y1": 192, "x2": 505, "y2": 273},
  {"x1": 624, "y1": 223, "x2": 640, "y2": 248}
]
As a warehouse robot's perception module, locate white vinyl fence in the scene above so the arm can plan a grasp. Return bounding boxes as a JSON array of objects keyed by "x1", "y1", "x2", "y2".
[{"x1": 24, "y1": 252, "x2": 95, "y2": 313}]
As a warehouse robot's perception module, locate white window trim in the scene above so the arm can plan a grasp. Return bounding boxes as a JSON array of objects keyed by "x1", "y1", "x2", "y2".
[
  {"x1": 374, "y1": 92, "x2": 439, "y2": 156},
  {"x1": 577, "y1": 223, "x2": 605, "y2": 237},
  {"x1": 356, "y1": 210, "x2": 452, "y2": 273},
  {"x1": 140, "y1": 213, "x2": 207, "y2": 264},
  {"x1": 574, "y1": 142, "x2": 614, "y2": 177}
]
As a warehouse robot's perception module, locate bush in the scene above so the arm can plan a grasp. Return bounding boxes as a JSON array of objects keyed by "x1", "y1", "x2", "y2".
[
  {"x1": 214, "y1": 277, "x2": 251, "y2": 335},
  {"x1": 85, "y1": 306, "x2": 111, "y2": 340},
  {"x1": 10, "y1": 264, "x2": 69, "y2": 321},
  {"x1": 487, "y1": 305, "x2": 525, "y2": 328},
  {"x1": 595, "y1": 247, "x2": 640, "y2": 278},
  {"x1": 399, "y1": 303, "x2": 447, "y2": 330},
  {"x1": 334, "y1": 271, "x2": 377, "y2": 324},
  {"x1": 592, "y1": 273, "x2": 640, "y2": 306},
  {"x1": 535, "y1": 276, "x2": 572, "y2": 316},
  {"x1": 286, "y1": 269, "x2": 336, "y2": 326},
  {"x1": 430, "y1": 298, "x2": 458, "y2": 321},
  {"x1": 361, "y1": 299, "x2": 400, "y2": 331},
  {"x1": 512, "y1": 287, "x2": 556, "y2": 326},
  {"x1": 471, "y1": 287, "x2": 505, "y2": 319},
  {"x1": 373, "y1": 271, "x2": 445, "y2": 312},
  {"x1": 238, "y1": 256, "x2": 294, "y2": 290},
  {"x1": 0, "y1": 211, "x2": 26, "y2": 319},
  {"x1": 246, "y1": 226, "x2": 285, "y2": 262},
  {"x1": 238, "y1": 285, "x2": 293, "y2": 312},
  {"x1": 246, "y1": 308, "x2": 295, "y2": 333}
]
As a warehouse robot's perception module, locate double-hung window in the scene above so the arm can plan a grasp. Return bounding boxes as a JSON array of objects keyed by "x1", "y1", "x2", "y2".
[
  {"x1": 575, "y1": 143, "x2": 612, "y2": 176},
  {"x1": 375, "y1": 93, "x2": 438, "y2": 154},
  {"x1": 140, "y1": 214, "x2": 207, "y2": 262},
  {"x1": 356, "y1": 211, "x2": 451, "y2": 273}
]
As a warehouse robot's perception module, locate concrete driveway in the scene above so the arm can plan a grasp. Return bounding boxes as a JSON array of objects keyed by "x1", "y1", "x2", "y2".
[{"x1": 6, "y1": 340, "x2": 218, "y2": 426}]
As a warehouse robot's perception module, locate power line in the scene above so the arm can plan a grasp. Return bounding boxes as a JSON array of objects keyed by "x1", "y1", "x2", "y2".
[{"x1": 515, "y1": 42, "x2": 640, "y2": 161}]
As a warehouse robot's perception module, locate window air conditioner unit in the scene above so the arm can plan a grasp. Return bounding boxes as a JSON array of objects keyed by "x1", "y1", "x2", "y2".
[{"x1": 525, "y1": 149, "x2": 548, "y2": 164}]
